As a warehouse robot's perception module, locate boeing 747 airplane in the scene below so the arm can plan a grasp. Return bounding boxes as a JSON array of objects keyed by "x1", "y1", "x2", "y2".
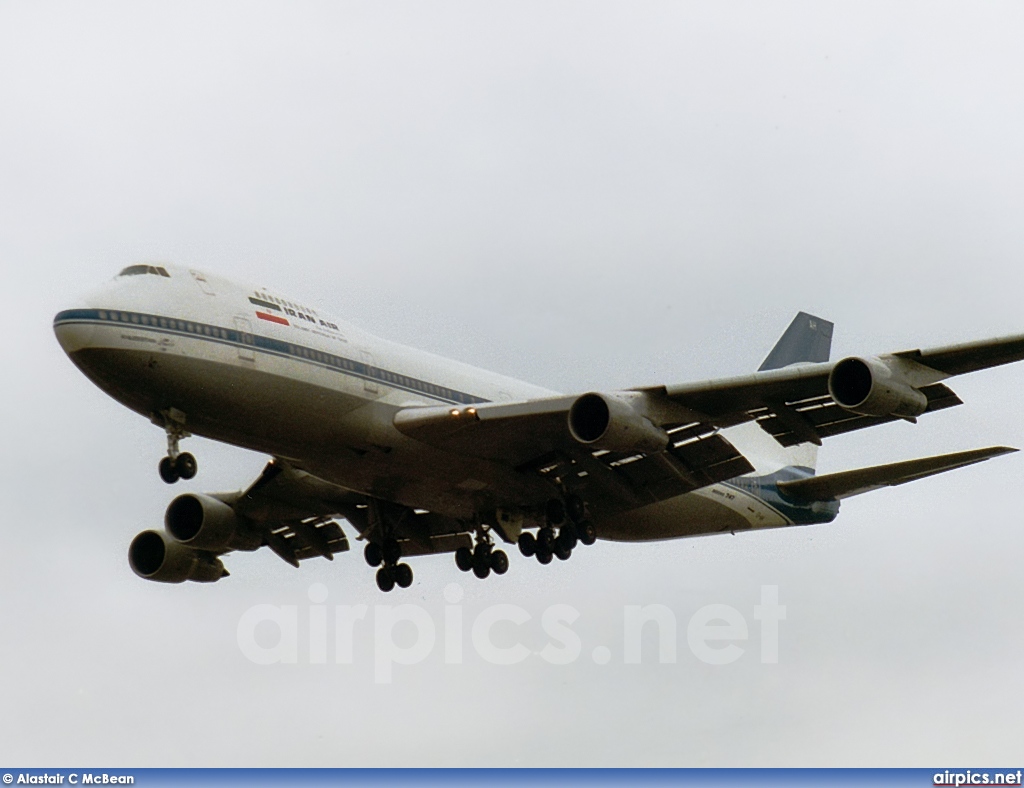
[{"x1": 53, "y1": 264, "x2": 1024, "y2": 591}]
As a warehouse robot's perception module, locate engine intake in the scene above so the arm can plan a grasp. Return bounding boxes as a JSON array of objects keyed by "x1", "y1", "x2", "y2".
[
  {"x1": 128, "y1": 530, "x2": 227, "y2": 583},
  {"x1": 568, "y1": 392, "x2": 669, "y2": 454},
  {"x1": 165, "y1": 493, "x2": 260, "y2": 552},
  {"x1": 828, "y1": 356, "x2": 928, "y2": 419}
]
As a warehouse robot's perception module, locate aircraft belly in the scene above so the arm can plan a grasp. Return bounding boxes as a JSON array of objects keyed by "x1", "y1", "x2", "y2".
[
  {"x1": 68, "y1": 340, "x2": 368, "y2": 456},
  {"x1": 68, "y1": 331, "x2": 554, "y2": 519},
  {"x1": 595, "y1": 483, "x2": 791, "y2": 542}
]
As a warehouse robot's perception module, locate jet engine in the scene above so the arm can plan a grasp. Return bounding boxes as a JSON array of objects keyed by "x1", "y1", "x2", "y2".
[
  {"x1": 128, "y1": 529, "x2": 227, "y2": 583},
  {"x1": 567, "y1": 392, "x2": 670, "y2": 454},
  {"x1": 827, "y1": 356, "x2": 928, "y2": 419},
  {"x1": 165, "y1": 493, "x2": 261, "y2": 552}
]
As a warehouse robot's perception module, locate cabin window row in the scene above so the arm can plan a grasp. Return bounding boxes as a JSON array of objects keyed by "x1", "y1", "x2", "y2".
[{"x1": 93, "y1": 309, "x2": 477, "y2": 403}]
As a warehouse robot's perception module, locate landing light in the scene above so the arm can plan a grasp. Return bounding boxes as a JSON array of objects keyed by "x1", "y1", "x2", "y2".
[{"x1": 450, "y1": 409, "x2": 460, "y2": 417}]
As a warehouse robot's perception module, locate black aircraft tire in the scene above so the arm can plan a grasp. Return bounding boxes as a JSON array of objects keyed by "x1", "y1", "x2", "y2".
[
  {"x1": 455, "y1": 546, "x2": 473, "y2": 572},
  {"x1": 394, "y1": 563, "x2": 413, "y2": 588},
  {"x1": 174, "y1": 452, "x2": 197, "y2": 480},
  {"x1": 473, "y1": 561, "x2": 491, "y2": 580},
  {"x1": 159, "y1": 456, "x2": 179, "y2": 484},
  {"x1": 376, "y1": 566, "x2": 395, "y2": 592},
  {"x1": 364, "y1": 542, "x2": 383, "y2": 567}
]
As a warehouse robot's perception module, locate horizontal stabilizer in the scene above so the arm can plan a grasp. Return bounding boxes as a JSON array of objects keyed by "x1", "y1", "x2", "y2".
[{"x1": 776, "y1": 446, "x2": 1017, "y2": 502}]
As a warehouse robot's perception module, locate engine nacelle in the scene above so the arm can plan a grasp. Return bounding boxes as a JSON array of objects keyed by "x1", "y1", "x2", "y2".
[
  {"x1": 128, "y1": 530, "x2": 227, "y2": 584},
  {"x1": 165, "y1": 493, "x2": 260, "y2": 552},
  {"x1": 568, "y1": 392, "x2": 670, "y2": 454},
  {"x1": 827, "y1": 356, "x2": 928, "y2": 419}
]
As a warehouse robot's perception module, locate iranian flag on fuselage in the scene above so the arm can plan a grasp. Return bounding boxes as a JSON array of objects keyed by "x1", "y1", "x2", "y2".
[{"x1": 249, "y1": 297, "x2": 290, "y2": 326}]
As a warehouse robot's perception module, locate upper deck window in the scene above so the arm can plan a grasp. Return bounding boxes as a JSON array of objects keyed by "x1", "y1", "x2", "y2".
[{"x1": 119, "y1": 265, "x2": 171, "y2": 278}]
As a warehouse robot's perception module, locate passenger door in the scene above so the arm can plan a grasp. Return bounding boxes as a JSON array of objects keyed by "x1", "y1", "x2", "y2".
[
  {"x1": 234, "y1": 316, "x2": 255, "y2": 361},
  {"x1": 359, "y1": 350, "x2": 378, "y2": 394}
]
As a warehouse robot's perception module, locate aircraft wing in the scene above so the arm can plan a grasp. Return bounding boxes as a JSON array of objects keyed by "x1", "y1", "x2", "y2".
[
  {"x1": 392, "y1": 332, "x2": 1024, "y2": 511},
  {"x1": 644, "y1": 364, "x2": 962, "y2": 447},
  {"x1": 648, "y1": 332, "x2": 1024, "y2": 447},
  {"x1": 394, "y1": 399, "x2": 755, "y2": 512},
  {"x1": 225, "y1": 459, "x2": 472, "y2": 567}
]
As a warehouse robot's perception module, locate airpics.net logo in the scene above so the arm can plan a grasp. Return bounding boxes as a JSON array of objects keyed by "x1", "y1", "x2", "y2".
[
  {"x1": 236, "y1": 584, "x2": 787, "y2": 683},
  {"x1": 934, "y1": 771, "x2": 1023, "y2": 786}
]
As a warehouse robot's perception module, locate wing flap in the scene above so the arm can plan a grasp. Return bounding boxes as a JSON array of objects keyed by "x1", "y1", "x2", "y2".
[
  {"x1": 756, "y1": 383, "x2": 963, "y2": 447},
  {"x1": 609, "y1": 435, "x2": 755, "y2": 503},
  {"x1": 776, "y1": 446, "x2": 1017, "y2": 502}
]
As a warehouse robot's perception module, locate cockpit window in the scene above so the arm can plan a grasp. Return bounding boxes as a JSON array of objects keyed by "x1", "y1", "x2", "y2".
[{"x1": 119, "y1": 264, "x2": 171, "y2": 278}]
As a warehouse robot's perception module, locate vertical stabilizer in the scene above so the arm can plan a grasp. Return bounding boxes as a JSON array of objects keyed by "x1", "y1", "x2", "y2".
[
  {"x1": 758, "y1": 312, "x2": 834, "y2": 471},
  {"x1": 758, "y1": 312, "x2": 834, "y2": 372}
]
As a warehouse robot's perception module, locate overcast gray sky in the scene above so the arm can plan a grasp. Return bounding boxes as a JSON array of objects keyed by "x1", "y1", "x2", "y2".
[{"x1": 3, "y1": 0, "x2": 1024, "y2": 767}]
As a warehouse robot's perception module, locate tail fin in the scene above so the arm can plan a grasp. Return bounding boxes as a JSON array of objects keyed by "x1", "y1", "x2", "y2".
[
  {"x1": 759, "y1": 312, "x2": 834, "y2": 371},
  {"x1": 758, "y1": 312, "x2": 834, "y2": 472}
]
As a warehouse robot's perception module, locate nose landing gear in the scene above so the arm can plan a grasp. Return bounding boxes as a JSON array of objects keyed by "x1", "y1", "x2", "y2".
[{"x1": 156, "y1": 412, "x2": 197, "y2": 484}]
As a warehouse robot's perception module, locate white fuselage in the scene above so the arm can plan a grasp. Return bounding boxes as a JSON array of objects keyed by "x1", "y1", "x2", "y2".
[{"x1": 54, "y1": 265, "x2": 822, "y2": 541}]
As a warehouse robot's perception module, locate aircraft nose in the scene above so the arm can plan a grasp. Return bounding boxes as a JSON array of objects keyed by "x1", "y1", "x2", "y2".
[{"x1": 53, "y1": 307, "x2": 97, "y2": 355}]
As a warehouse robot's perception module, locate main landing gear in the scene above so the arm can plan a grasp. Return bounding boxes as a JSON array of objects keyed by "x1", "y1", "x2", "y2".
[
  {"x1": 364, "y1": 537, "x2": 414, "y2": 593},
  {"x1": 517, "y1": 494, "x2": 596, "y2": 565},
  {"x1": 157, "y1": 415, "x2": 197, "y2": 484},
  {"x1": 454, "y1": 527, "x2": 509, "y2": 581}
]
